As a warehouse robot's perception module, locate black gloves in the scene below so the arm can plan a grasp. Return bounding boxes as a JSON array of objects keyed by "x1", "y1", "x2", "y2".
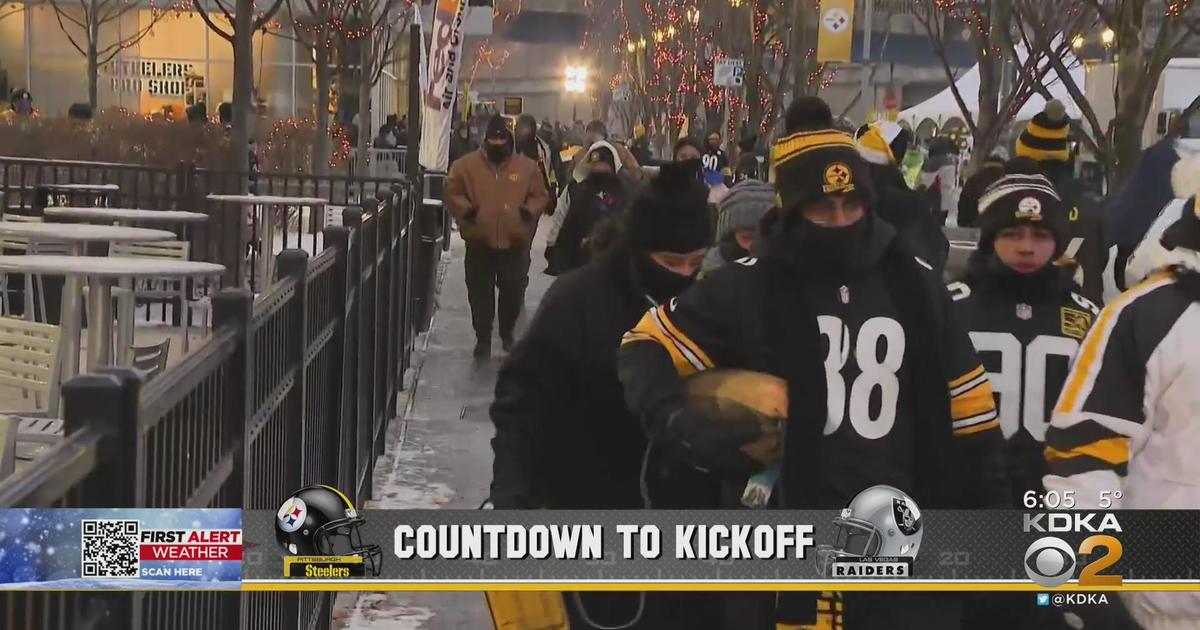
[{"x1": 664, "y1": 407, "x2": 770, "y2": 479}]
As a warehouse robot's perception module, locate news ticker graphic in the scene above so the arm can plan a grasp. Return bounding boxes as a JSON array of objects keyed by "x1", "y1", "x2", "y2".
[
  {"x1": 237, "y1": 509, "x2": 1200, "y2": 590},
  {"x1": 0, "y1": 508, "x2": 1195, "y2": 590},
  {"x1": 0, "y1": 509, "x2": 241, "y2": 589}
]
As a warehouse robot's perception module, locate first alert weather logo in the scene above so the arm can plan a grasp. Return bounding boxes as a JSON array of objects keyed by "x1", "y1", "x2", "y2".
[{"x1": 275, "y1": 484, "x2": 382, "y2": 578}]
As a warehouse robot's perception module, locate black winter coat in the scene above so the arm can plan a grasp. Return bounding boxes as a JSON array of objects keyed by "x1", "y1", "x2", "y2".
[
  {"x1": 549, "y1": 177, "x2": 630, "y2": 275},
  {"x1": 869, "y1": 162, "x2": 950, "y2": 273},
  {"x1": 490, "y1": 246, "x2": 661, "y2": 510},
  {"x1": 490, "y1": 247, "x2": 726, "y2": 630}
]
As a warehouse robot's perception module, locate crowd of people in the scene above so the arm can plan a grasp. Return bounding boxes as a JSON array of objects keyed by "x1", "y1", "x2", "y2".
[{"x1": 439, "y1": 94, "x2": 1200, "y2": 630}]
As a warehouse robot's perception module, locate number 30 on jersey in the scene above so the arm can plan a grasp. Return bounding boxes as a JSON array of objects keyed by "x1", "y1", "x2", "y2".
[{"x1": 968, "y1": 331, "x2": 1078, "y2": 441}]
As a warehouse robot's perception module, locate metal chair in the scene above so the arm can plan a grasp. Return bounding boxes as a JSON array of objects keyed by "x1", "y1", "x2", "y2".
[
  {"x1": 108, "y1": 240, "x2": 199, "y2": 353},
  {"x1": 0, "y1": 414, "x2": 15, "y2": 479},
  {"x1": 0, "y1": 212, "x2": 62, "y2": 321},
  {"x1": 130, "y1": 337, "x2": 170, "y2": 382},
  {"x1": 0, "y1": 315, "x2": 63, "y2": 416}
]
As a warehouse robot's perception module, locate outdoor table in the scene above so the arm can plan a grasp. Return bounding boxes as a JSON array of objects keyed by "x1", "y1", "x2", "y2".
[
  {"x1": 0, "y1": 223, "x2": 176, "y2": 385},
  {"x1": 41, "y1": 184, "x2": 121, "y2": 192},
  {"x1": 206, "y1": 194, "x2": 328, "y2": 291},
  {"x1": 0, "y1": 256, "x2": 224, "y2": 394},
  {"x1": 37, "y1": 183, "x2": 122, "y2": 211},
  {"x1": 44, "y1": 207, "x2": 208, "y2": 226}
]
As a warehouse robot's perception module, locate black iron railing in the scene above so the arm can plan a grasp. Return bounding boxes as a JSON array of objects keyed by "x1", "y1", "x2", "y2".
[{"x1": 0, "y1": 183, "x2": 436, "y2": 630}]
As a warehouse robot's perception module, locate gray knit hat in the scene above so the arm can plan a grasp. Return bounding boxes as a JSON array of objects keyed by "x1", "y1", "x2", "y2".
[{"x1": 716, "y1": 179, "x2": 775, "y2": 237}]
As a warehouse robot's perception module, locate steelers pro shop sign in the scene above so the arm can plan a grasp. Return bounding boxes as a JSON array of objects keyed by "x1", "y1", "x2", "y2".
[{"x1": 239, "y1": 510, "x2": 1199, "y2": 587}]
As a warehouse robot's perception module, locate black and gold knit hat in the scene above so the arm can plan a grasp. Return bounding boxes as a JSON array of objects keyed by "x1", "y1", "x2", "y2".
[
  {"x1": 769, "y1": 129, "x2": 874, "y2": 213},
  {"x1": 976, "y1": 173, "x2": 1070, "y2": 257},
  {"x1": 1015, "y1": 100, "x2": 1070, "y2": 163}
]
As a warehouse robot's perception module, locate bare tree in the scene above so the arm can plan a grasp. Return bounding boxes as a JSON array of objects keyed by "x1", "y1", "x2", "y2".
[
  {"x1": 352, "y1": 0, "x2": 413, "y2": 173},
  {"x1": 192, "y1": 0, "x2": 286, "y2": 178},
  {"x1": 47, "y1": 0, "x2": 176, "y2": 109},
  {"x1": 913, "y1": 0, "x2": 1088, "y2": 171},
  {"x1": 286, "y1": 0, "x2": 353, "y2": 175},
  {"x1": 1019, "y1": 0, "x2": 1197, "y2": 186}
]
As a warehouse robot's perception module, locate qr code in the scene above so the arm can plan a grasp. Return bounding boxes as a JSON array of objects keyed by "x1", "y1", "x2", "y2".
[{"x1": 81, "y1": 519, "x2": 140, "y2": 578}]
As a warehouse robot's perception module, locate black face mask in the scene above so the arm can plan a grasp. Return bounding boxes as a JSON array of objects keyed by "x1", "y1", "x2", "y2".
[
  {"x1": 633, "y1": 252, "x2": 697, "y2": 304},
  {"x1": 485, "y1": 141, "x2": 512, "y2": 164},
  {"x1": 788, "y1": 214, "x2": 871, "y2": 271},
  {"x1": 585, "y1": 170, "x2": 620, "y2": 188}
]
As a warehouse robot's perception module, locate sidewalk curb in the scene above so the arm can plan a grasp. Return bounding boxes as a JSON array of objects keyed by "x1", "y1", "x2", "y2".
[{"x1": 331, "y1": 241, "x2": 454, "y2": 627}]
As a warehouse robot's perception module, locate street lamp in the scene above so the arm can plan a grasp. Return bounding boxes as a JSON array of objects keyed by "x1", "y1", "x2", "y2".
[
  {"x1": 627, "y1": 41, "x2": 637, "y2": 53},
  {"x1": 667, "y1": 25, "x2": 676, "y2": 38},
  {"x1": 1072, "y1": 34, "x2": 1085, "y2": 50},
  {"x1": 687, "y1": 7, "x2": 700, "y2": 25},
  {"x1": 564, "y1": 65, "x2": 588, "y2": 122},
  {"x1": 729, "y1": 0, "x2": 742, "y2": 6},
  {"x1": 1101, "y1": 28, "x2": 1115, "y2": 47}
]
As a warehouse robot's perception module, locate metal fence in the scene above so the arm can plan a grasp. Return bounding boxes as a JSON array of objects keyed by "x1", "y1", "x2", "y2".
[
  {"x1": 0, "y1": 184, "x2": 434, "y2": 630},
  {"x1": 0, "y1": 156, "x2": 411, "y2": 289}
]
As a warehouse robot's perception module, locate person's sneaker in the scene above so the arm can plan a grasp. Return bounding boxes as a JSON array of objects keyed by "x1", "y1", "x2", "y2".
[
  {"x1": 501, "y1": 336, "x2": 515, "y2": 353},
  {"x1": 473, "y1": 341, "x2": 491, "y2": 358}
]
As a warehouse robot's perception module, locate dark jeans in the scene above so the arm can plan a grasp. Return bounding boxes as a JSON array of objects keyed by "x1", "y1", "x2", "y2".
[{"x1": 464, "y1": 244, "x2": 530, "y2": 343}]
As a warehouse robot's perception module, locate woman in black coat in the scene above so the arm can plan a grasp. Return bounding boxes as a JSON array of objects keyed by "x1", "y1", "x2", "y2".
[{"x1": 488, "y1": 164, "x2": 715, "y2": 629}]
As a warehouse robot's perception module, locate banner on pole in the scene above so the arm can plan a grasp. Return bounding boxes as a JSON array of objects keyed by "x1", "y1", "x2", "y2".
[
  {"x1": 419, "y1": 0, "x2": 469, "y2": 172},
  {"x1": 713, "y1": 58, "x2": 745, "y2": 88},
  {"x1": 816, "y1": 0, "x2": 856, "y2": 63},
  {"x1": 413, "y1": 4, "x2": 429, "y2": 96}
]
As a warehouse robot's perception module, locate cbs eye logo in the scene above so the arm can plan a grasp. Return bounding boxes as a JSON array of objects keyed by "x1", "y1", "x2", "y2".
[{"x1": 1024, "y1": 535, "x2": 1123, "y2": 588}]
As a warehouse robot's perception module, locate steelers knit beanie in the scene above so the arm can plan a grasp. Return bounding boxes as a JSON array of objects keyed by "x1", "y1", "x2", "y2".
[
  {"x1": 976, "y1": 173, "x2": 1070, "y2": 257},
  {"x1": 771, "y1": 129, "x2": 875, "y2": 213},
  {"x1": 1016, "y1": 99, "x2": 1070, "y2": 163}
]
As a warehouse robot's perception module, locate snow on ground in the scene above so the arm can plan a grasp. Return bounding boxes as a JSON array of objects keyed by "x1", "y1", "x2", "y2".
[{"x1": 335, "y1": 223, "x2": 556, "y2": 630}]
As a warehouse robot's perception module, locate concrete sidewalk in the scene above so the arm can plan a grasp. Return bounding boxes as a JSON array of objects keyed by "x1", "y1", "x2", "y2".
[{"x1": 334, "y1": 222, "x2": 556, "y2": 629}]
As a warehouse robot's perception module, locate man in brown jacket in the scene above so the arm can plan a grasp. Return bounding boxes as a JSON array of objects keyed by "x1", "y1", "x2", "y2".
[{"x1": 446, "y1": 114, "x2": 550, "y2": 358}]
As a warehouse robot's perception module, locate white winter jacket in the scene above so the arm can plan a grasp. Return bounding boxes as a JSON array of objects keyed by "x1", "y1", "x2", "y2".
[{"x1": 1044, "y1": 241, "x2": 1200, "y2": 626}]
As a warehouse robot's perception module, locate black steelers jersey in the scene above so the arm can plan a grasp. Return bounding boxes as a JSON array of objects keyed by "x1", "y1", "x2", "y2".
[
  {"x1": 948, "y1": 277, "x2": 1099, "y2": 504},
  {"x1": 620, "y1": 251, "x2": 1002, "y2": 509}
]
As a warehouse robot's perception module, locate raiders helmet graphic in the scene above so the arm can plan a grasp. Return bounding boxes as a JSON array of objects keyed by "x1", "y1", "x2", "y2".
[{"x1": 816, "y1": 485, "x2": 924, "y2": 577}]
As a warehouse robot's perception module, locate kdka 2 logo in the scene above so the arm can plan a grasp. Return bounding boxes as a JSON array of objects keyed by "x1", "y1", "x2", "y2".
[{"x1": 1023, "y1": 513, "x2": 1124, "y2": 588}]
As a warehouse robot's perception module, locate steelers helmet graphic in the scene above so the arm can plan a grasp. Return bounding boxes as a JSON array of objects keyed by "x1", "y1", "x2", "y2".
[
  {"x1": 816, "y1": 485, "x2": 923, "y2": 577},
  {"x1": 276, "y1": 484, "x2": 382, "y2": 576}
]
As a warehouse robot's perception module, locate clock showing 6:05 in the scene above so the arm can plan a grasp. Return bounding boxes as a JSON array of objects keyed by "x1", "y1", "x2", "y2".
[{"x1": 1022, "y1": 490, "x2": 1124, "y2": 509}]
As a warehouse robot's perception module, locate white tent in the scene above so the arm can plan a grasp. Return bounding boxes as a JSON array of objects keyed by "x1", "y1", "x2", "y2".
[{"x1": 899, "y1": 49, "x2": 1087, "y2": 130}]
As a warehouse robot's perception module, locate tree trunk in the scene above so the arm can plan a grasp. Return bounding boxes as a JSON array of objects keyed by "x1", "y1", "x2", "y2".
[
  {"x1": 1111, "y1": 0, "x2": 1149, "y2": 186},
  {"x1": 87, "y1": 41, "x2": 99, "y2": 111},
  {"x1": 791, "y1": 0, "x2": 812, "y2": 98},
  {"x1": 232, "y1": 0, "x2": 255, "y2": 190},
  {"x1": 971, "y1": 57, "x2": 1000, "y2": 173},
  {"x1": 313, "y1": 44, "x2": 332, "y2": 177},
  {"x1": 357, "y1": 30, "x2": 373, "y2": 176},
  {"x1": 745, "y1": 2, "x2": 764, "y2": 129},
  {"x1": 968, "y1": 1, "x2": 1007, "y2": 174}
]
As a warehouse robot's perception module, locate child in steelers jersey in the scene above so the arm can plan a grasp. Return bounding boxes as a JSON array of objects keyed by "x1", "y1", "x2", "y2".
[{"x1": 947, "y1": 174, "x2": 1099, "y2": 506}]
